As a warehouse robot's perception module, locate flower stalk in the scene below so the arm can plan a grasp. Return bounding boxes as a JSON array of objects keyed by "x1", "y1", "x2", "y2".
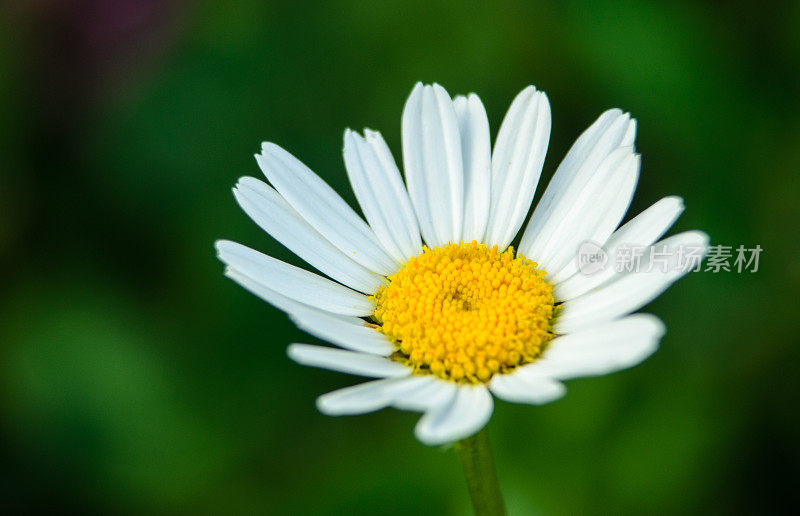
[{"x1": 455, "y1": 427, "x2": 506, "y2": 515}]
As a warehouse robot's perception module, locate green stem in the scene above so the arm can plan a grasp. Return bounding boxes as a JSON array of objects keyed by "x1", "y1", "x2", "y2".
[{"x1": 455, "y1": 427, "x2": 507, "y2": 516}]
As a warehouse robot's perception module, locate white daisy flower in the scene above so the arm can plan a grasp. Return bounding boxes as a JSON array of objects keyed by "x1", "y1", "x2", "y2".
[{"x1": 216, "y1": 83, "x2": 709, "y2": 447}]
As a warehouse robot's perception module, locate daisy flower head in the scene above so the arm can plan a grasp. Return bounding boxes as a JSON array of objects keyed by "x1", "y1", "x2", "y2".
[{"x1": 216, "y1": 83, "x2": 708, "y2": 446}]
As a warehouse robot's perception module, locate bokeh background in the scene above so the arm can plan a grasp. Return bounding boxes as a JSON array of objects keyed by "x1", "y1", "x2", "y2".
[{"x1": 2, "y1": 0, "x2": 799, "y2": 513}]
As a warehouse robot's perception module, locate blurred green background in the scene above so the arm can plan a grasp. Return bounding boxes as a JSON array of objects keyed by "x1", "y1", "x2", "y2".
[{"x1": 2, "y1": 0, "x2": 799, "y2": 513}]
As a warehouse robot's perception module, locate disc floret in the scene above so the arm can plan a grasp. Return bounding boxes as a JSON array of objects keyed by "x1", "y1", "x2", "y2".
[{"x1": 372, "y1": 242, "x2": 555, "y2": 383}]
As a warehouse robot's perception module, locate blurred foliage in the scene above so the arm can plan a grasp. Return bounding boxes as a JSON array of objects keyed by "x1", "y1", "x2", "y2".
[{"x1": 1, "y1": 0, "x2": 799, "y2": 513}]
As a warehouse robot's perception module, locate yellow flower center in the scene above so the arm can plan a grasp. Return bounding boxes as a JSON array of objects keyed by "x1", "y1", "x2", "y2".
[{"x1": 371, "y1": 241, "x2": 555, "y2": 384}]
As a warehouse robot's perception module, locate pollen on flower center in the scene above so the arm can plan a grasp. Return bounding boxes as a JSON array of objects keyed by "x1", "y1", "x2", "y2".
[{"x1": 371, "y1": 241, "x2": 555, "y2": 384}]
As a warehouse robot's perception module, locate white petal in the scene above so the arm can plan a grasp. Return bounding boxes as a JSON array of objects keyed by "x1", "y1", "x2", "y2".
[
  {"x1": 554, "y1": 196, "x2": 685, "y2": 300},
  {"x1": 343, "y1": 129, "x2": 422, "y2": 262},
  {"x1": 287, "y1": 343, "x2": 411, "y2": 378},
  {"x1": 554, "y1": 231, "x2": 709, "y2": 333},
  {"x1": 603, "y1": 196, "x2": 685, "y2": 253},
  {"x1": 484, "y1": 86, "x2": 551, "y2": 250},
  {"x1": 402, "y1": 83, "x2": 464, "y2": 246},
  {"x1": 233, "y1": 177, "x2": 386, "y2": 294},
  {"x1": 523, "y1": 314, "x2": 665, "y2": 379},
  {"x1": 315, "y1": 375, "x2": 451, "y2": 416},
  {"x1": 414, "y1": 384, "x2": 493, "y2": 446},
  {"x1": 520, "y1": 109, "x2": 636, "y2": 261},
  {"x1": 489, "y1": 374, "x2": 565, "y2": 405},
  {"x1": 337, "y1": 375, "x2": 455, "y2": 413},
  {"x1": 224, "y1": 267, "x2": 312, "y2": 315},
  {"x1": 541, "y1": 149, "x2": 641, "y2": 280},
  {"x1": 224, "y1": 267, "x2": 365, "y2": 324},
  {"x1": 316, "y1": 378, "x2": 397, "y2": 416},
  {"x1": 453, "y1": 94, "x2": 491, "y2": 243},
  {"x1": 622, "y1": 118, "x2": 637, "y2": 147},
  {"x1": 256, "y1": 143, "x2": 399, "y2": 275},
  {"x1": 216, "y1": 240, "x2": 374, "y2": 316},
  {"x1": 289, "y1": 308, "x2": 395, "y2": 356},
  {"x1": 388, "y1": 376, "x2": 458, "y2": 412}
]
